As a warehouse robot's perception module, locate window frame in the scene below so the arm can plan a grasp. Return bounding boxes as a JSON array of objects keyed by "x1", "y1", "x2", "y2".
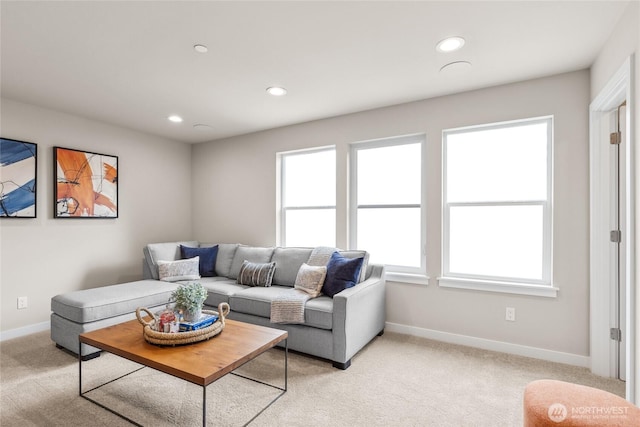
[
  {"x1": 349, "y1": 134, "x2": 428, "y2": 283},
  {"x1": 439, "y1": 116, "x2": 556, "y2": 297},
  {"x1": 278, "y1": 146, "x2": 336, "y2": 248}
]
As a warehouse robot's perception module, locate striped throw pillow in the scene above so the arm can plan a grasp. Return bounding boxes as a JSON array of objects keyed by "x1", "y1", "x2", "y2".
[{"x1": 236, "y1": 260, "x2": 276, "y2": 287}]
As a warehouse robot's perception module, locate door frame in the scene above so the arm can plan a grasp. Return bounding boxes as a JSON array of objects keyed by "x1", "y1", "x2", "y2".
[{"x1": 589, "y1": 56, "x2": 635, "y2": 402}]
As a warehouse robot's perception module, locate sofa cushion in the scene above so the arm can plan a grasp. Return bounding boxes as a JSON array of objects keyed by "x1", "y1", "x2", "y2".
[
  {"x1": 144, "y1": 241, "x2": 199, "y2": 280},
  {"x1": 236, "y1": 261, "x2": 276, "y2": 287},
  {"x1": 157, "y1": 257, "x2": 200, "y2": 282},
  {"x1": 51, "y1": 280, "x2": 178, "y2": 323},
  {"x1": 230, "y1": 286, "x2": 289, "y2": 318},
  {"x1": 323, "y1": 251, "x2": 364, "y2": 297},
  {"x1": 228, "y1": 246, "x2": 275, "y2": 279},
  {"x1": 230, "y1": 285, "x2": 333, "y2": 330},
  {"x1": 200, "y1": 243, "x2": 239, "y2": 278},
  {"x1": 181, "y1": 244, "x2": 218, "y2": 277},
  {"x1": 198, "y1": 277, "x2": 247, "y2": 306},
  {"x1": 304, "y1": 296, "x2": 334, "y2": 330},
  {"x1": 271, "y1": 247, "x2": 313, "y2": 286},
  {"x1": 294, "y1": 263, "x2": 327, "y2": 297}
]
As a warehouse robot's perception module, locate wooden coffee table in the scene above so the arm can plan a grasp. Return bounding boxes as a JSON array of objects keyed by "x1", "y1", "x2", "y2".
[{"x1": 79, "y1": 318, "x2": 288, "y2": 426}]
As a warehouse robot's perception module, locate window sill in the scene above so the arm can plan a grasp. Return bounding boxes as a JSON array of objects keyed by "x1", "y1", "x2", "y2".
[
  {"x1": 438, "y1": 276, "x2": 558, "y2": 298},
  {"x1": 385, "y1": 272, "x2": 430, "y2": 285}
]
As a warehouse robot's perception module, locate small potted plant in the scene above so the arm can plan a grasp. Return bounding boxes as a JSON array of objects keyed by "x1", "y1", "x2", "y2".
[{"x1": 171, "y1": 282, "x2": 207, "y2": 322}]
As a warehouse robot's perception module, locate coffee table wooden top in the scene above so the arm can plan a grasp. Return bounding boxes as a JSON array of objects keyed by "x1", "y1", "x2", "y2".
[{"x1": 80, "y1": 318, "x2": 287, "y2": 386}]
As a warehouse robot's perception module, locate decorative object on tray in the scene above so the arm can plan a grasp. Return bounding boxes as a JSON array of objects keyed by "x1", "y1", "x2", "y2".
[
  {"x1": 170, "y1": 282, "x2": 207, "y2": 322},
  {"x1": 156, "y1": 304, "x2": 180, "y2": 333},
  {"x1": 136, "y1": 302, "x2": 230, "y2": 346},
  {"x1": 179, "y1": 312, "x2": 219, "y2": 332}
]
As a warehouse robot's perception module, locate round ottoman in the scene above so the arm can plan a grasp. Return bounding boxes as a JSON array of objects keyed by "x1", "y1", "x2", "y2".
[{"x1": 523, "y1": 379, "x2": 640, "y2": 426}]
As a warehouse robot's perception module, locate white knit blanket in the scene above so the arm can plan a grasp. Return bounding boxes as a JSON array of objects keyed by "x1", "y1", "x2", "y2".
[{"x1": 270, "y1": 289, "x2": 311, "y2": 324}]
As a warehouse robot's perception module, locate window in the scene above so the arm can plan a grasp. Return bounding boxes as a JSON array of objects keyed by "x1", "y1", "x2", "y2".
[
  {"x1": 440, "y1": 116, "x2": 555, "y2": 297},
  {"x1": 350, "y1": 135, "x2": 426, "y2": 281},
  {"x1": 279, "y1": 147, "x2": 336, "y2": 247}
]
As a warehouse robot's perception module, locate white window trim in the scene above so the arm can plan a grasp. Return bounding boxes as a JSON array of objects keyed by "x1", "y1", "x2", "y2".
[
  {"x1": 349, "y1": 133, "x2": 427, "y2": 280},
  {"x1": 277, "y1": 146, "x2": 336, "y2": 247},
  {"x1": 386, "y1": 271, "x2": 430, "y2": 285},
  {"x1": 438, "y1": 276, "x2": 558, "y2": 298},
  {"x1": 440, "y1": 116, "x2": 555, "y2": 297}
]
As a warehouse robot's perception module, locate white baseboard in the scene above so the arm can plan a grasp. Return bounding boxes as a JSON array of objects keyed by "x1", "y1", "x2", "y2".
[
  {"x1": 0, "y1": 320, "x2": 50, "y2": 342},
  {"x1": 385, "y1": 322, "x2": 590, "y2": 368}
]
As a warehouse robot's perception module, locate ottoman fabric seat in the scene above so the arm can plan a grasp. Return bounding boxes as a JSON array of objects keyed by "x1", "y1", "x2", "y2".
[{"x1": 523, "y1": 379, "x2": 640, "y2": 426}]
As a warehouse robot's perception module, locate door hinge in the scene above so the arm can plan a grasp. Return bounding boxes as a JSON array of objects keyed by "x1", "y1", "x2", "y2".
[
  {"x1": 610, "y1": 230, "x2": 622, "y2": 243},
  {"x1": 610, "y1": 327, "x2": 622, "y2": 342},
  {"x1": 610, "y1": 131, "x2": 621, "y2": 145}
]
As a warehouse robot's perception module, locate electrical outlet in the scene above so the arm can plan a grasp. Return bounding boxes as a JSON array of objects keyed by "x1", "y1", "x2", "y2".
[
  {"x1": 505, "y1": 307, "x2": 516, "y2": 322},
  {"x1": 17, "y1": 296, "x2": 28, "y2": 310}
]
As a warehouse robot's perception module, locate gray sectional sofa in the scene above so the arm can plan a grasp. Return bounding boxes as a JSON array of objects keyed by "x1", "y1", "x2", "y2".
[{"x1": 51, "y1": 241, "x2": 386, "y2": 369}]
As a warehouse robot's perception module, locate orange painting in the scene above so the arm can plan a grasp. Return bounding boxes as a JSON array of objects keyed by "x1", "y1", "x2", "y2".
[{"x1": 54, "y1": 147, "x2": 118, "y2": 218}]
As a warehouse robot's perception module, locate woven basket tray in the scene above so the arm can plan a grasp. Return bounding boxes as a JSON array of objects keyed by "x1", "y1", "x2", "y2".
[{"x1": 136, "y1": 302, "x2": 230, "y2": 346}]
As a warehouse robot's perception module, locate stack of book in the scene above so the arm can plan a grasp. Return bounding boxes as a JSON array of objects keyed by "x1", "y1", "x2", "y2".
[{"x1": 179, "y1": 313, "x2": 219, "y2": 332}]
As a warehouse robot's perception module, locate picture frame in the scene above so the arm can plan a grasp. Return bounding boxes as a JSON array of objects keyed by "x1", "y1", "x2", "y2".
[
  {"x1": 0, "y1": 137, "x2": 37, "y2": 218},
  {"x1": 54, "y1": 146, "x2": 118, "y2": 218}
]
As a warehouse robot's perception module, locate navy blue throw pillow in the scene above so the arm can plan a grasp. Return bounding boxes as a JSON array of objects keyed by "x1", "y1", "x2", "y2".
[
  {"x1": 322, "y1": 251, "x2": 364, "y2": 298},
  {"x1": 180, "y1": 245, "x2": 218, "y2": 277}
]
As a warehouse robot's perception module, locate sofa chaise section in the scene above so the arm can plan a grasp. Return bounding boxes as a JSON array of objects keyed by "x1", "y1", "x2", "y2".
[{"x1": 51, "y1": 279, "x2": 179, "y2": 358}]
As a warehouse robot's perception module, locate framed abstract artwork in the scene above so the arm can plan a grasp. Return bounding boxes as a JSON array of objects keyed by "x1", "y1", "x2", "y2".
[
  {"x1": 0, "y1": 138, "x2": 37, "y2": 218},
  {"x1": 54, "y1": 147, "x2": 118, "y2": 218}
]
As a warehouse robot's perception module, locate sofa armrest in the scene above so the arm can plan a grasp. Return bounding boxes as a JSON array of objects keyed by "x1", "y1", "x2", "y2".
[{"x1": 332, "y1": 264, "x2": 386, "y2": 364}]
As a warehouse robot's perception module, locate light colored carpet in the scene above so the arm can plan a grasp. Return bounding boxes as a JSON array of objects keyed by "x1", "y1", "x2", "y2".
[{"x1": 0, "y1": 330, "x2": 624, "y2": 426}]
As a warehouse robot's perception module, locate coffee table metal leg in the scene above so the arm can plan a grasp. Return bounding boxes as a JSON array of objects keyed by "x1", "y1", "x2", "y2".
[
  {"x1": 78, "y1": 341, "x2": 82, "y2": 397},
  {"x1": 78, "y1": 335, "x2": 287, "y2": 426},
  {"x1": 203, "y1": 384, "x2": 207, "y2": 426},
  {"x1": 78, "y1": 338, "x2": 145, "y2": 427}
]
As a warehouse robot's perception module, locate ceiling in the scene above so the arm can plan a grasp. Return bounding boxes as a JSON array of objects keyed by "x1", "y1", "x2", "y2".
[{"x1": 0, "y1": 1, "x2": 630, "y2": 144}]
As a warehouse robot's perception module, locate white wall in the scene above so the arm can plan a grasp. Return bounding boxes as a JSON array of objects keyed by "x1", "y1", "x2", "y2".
[
  {"x1": 0, "y1": 98, "x2": 193, "y2": 333},
  {"x1": 590, "y1": 1, "x2": 638, "y2": 99},
  {"x1": 192, "y1": 70, "x2": 591, "y2": 358}
]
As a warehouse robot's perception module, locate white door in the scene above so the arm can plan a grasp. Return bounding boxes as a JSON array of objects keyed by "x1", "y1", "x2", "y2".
[{"x1": 589, "y1": 57, "x2": 634, "y2": 402}]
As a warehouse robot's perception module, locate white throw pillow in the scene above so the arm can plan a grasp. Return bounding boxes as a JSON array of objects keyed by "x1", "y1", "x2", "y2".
[
  {"x1": 157, "y1": 257, "x2": 201, "y2": 282},
  {"x1": 293, "y1": 263, "x2": 327, "y2": 298}
]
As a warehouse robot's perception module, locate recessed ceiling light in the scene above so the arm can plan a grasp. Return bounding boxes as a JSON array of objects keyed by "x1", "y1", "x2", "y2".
[
  {"x1": 266, "y1": 86, "x2": 287, "y2": 96},
  {"x1": 168, "y1": 115, "x2": 183, "y2": 123},
  {"x1": 436, "y1": 36, "x2": 466, "y2": 53},
  {"x1": 193, "y1": 44, "x2": 208, "y2": 53}
]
